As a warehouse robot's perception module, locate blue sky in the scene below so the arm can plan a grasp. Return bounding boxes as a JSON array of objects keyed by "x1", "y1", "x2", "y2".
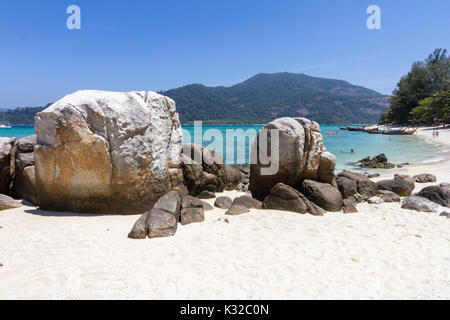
[{"x1": 0, "y1": 0, "x2": 449, "y2": 108}]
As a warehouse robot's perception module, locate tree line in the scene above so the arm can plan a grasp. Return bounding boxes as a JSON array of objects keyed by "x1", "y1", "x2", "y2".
[{"x1": 381, "y1": 48, "x2": 450, "y2": 125}]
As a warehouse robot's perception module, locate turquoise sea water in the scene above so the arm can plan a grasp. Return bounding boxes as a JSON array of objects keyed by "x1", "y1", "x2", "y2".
[{"x1": 2, "y1": 125, "x2": 447, "y2": 171}]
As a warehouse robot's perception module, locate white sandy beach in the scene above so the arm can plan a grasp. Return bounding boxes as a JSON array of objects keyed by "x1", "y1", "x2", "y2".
[{"x1": 1, "y1": 128, "x2": 449, "y2": 300}]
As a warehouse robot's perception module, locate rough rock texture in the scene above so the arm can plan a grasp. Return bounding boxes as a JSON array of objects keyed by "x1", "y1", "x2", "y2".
[
  {"x1": 34, "y1": 90, "x2": 183, "y2": 214},
  {"x1": 147, "y1": 208, "x2": 178, "y2": 238},
  {"x1": 128, "y1": 212, "x2": 149, "y2": 239},
  {"x1": 368, "y1": 196, "x2": 384, "y2": 204},
  {"x1": 413, "y1": 174, "x2": 437, "y2": 183},
  {"x1": 180, "y1": 195, "x2": 205, "y2": 225},
  {"x1": 232, "y1": 196, "x2": 263, "y2": 209},
  {"x1": 0, "y1": 138, "x2": 15, "y2": 195},
  {"x1": 225, "y1": 205, "x2": 250, "y2": 216},
  {"x1": 198, "y1": 190, "x2": 216, "y2": 199},
  {"x1": 337, "y1": 170, "x2": 378, "y2": 201},
  {"x1": 343, "y1": 198, "x2": 358, "y2": 214},
  {"x1": 202, "y1": 201, "x2": 214, "y2": 211},
  {"x1": 263, "y1": 183, "x2": 325, "y2": 216},
  {"x1": 440, "y1": 183, "x2": 450, "y2": 189},
  {"x1": 0, "y1": 194, "x2": 22, "y2": 211},
  {"x1": 402, "y1": 196, "x2": 438, "y2": 213},
  {"x1": 377, "y1": 179, "x2": 415, "y2": 197},
  {"x1": 378, "y1": 190, "x2": 401, "y2": 203},
  {"x1": 300, "y1": 180, "x2": 343, "y2": 212},
  {"x1": 153, "y1": 190, "x2": 181, "y2": 221},
  {"x1": 358, "y1": 154, "x2": 395, "y2": 169},
  {"x1": 250, "y1": 117, "x2": 336, "y2": 201},
  {"x1": 11, "y1": 136, "x2": 38, "y2": 205},
  {"x1": 181, "y1": 144, "x2": 243, "y2": 196},
  {"x1": 214, "y1": 196, "x2": 233, "y2": 209},
  {"x1": 394, "y1": 174, "x2": 414, "y2": 182},
  {"x1": 417, "y1": 186, "x2": 450, "y2": 208},
  {"x1": 263, "y1": 183, "x2": 307, "y2": 214}
]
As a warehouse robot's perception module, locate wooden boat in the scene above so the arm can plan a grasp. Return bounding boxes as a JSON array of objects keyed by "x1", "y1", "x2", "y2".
[
  {"x1": 367, "y1": 128, "x2": 418, "y2": 135},
  {"x1": 339, "y1": 127, "x2": 348, "y2": 131}
]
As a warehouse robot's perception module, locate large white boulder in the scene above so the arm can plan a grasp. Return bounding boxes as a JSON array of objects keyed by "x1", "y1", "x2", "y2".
[
  {"x1": 249, "y1": 117, "x2": 336, "y2": 201},
  {"x1": 34, "y1": 90, "x2": 183, "y2": 214}
]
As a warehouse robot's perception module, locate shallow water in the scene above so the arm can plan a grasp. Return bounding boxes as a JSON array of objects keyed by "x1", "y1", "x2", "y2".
[{"x1": 1, "y1": 125, "x2": 445, "y2": 171}]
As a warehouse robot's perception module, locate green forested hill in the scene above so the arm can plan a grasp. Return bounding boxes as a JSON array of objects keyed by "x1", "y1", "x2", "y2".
[
  {"x1": 1, "y1": 73, "x2": 389, "y2": 125},
  {"x1": 162, "y1": 73, "x2": 389, "y2": 124}
]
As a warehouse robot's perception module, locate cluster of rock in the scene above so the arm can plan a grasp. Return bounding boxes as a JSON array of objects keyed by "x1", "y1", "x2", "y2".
[
  {"x1": 358, "y1": 154, "x2": 396, "y2": 169},
  {"x1": 0, "y1": 136, "x2": 38, "y2": 210}
]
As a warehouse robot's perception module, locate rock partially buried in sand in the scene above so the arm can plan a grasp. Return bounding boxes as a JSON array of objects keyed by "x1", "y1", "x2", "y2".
[
  {"x1": 198, "y1": 190, "x2": 216, "y2": 199},
  {"x1": 377, "y1": 179, "x2": 415, "y2": 197},
  {"x1": 394, "y1": 174, "x2": 414, "y2": 182},
  {"x1": 214, "y1": 196, "x2": 233, "y2": 209},
  {"x1": 417, "y1": 186, "x2": 450, "y2": 208},
  {"x1": 249, "y1": 117, "x2": 336, "y2": 201},
  {"x1": 337, "y1": 170, "x2": 378, "y2": 201},
  {"x1": 401, "y1": 196, "x2": 438, "y2": 213},
  {"x1": 300, "y1": 180, "x2": 343, "y2": 212},
  {"x1": 147, "y1": 208, "x2": 178, "y2": 238},
  {"x1": 180, "y1": 195, "x2": 205, "y2": 225},
  {"x1": 343, "y1": 199, "x2": 358, "y2": 214},
  {"x1": 153, "y1": 190, "x2": 181, "y2": 221},
  {"x1": 225, "y1": 205, "x2": 250, "y2": 216},
  {"x1": 202, "y1": 201, "x2": 214, "y2": 211},
  {"x1": 378, "y1": 190, "x2": 401, "y2": 203},
  {"x1": 263, "y1": 183, "x2": 325, "y2": 216},
  {"x1": 0, "y1": 194, "x2": 22, "y2": 211},
  {"x1": 128, "y1": 212, "x2": 149, "y2": 239},
  {"x1": 231, "y1": 195, "x2": 263, "y2": 209},
  {"x1": 34, "y1": 90, "x2": 183, "y2": 214}
]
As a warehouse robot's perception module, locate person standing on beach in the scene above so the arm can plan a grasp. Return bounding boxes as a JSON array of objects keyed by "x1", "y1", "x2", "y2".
[
  {"x1": 432, "y1": 130, "x2": 436, "y2": 138},
  {"x1": 436, "y1": 129, "x2": 439, "y2": 139}
]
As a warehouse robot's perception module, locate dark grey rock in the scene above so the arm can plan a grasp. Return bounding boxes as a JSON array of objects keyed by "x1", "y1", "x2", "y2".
[
  {"x1": 128, "y1": 212, "x2": 149, "y2": 239},
  {"x1": 300, "y1": 180, "x2": 343, "y2": 212},
  {"x1": 198, "y1": 190, "x2": 216, "y2": 199},
  {"x1": 180, "y1": 195, "x2": 205, "y2": 225},
  {"x1": 232, "y1": 195, "x2": 263, "y2": 209},
  {"x1": 147, "y1": 208, "x2": 178, "y2": 238},
  {"x1": 0, "y1": 194, "x2": 23, "y2": 211},
  {"x1": 378, "y1": 190, "x2": 401, "y2": 203},
  {"x1": 377, "y1": 179, "x2": 415, "y2": 197},
  {"x1": 413, "y1": 174, "x2": 437, "y2": 183},
  {"x1": 202, "y1": 201, "x2": 214, "y2": 211},
  {"x1": 225, "y1": 205, "x2": 250, "y2": 216},
  {"x1": 214, "y1": 196, "x2": 233, "y2": 209},
  {"x1": 402, "y1": 196, "x2": 438, "y2": 212},
  {"x1": 417, "y1": 186, "x2": 450, "y2": 207}
]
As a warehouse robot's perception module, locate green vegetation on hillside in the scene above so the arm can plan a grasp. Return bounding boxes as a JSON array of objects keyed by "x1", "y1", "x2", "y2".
[
  {"x1": 2, "y1": 73, "x2": 389, "y2": 126},
  {"x1": 381, "y1": 49, "x2": 450, "y2": 124},
  {"x1": 162, "y1": 73, "x2": 388, "y2": 124}
]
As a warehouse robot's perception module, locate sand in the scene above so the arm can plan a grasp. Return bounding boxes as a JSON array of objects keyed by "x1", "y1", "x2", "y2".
[{"x1": 0, "y1": 127, "x2": 449, "y2": 300}]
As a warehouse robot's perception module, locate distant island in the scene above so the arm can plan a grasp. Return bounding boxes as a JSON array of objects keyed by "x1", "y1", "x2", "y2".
[{"x1": 1, "y1": 72, "x2": 389, "y2": 125}]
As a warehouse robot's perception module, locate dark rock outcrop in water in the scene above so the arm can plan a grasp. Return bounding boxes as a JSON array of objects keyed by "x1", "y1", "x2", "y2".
[
  {"x1": 34, "y1": 90, "x2": 184, "y2": 214},
  {"x1": 250, "y1": 117, "x2": 336, "y2": 201},
  {"x1": 358, "y1": 154, "x2": 396, "y2": 169}
]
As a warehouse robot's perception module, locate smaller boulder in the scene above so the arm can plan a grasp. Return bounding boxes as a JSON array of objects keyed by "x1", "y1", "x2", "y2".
[
  {"x1": 300, "y1": 180, "x2": 343, "y2": 212},
  {"x1": 377, "y1": 179, "x2": 415, "y2": 197},
  {"x1": 147, "y1": 208, "x2": 178, "y2": 238},
  {"x1": 180, "y1": 195, "x2": 205, "y2": 225},
  {"x1": 413, "y1": 174, "x2": 437, "y2": 183},
  {"x1": 214, "y1": 196, "x2": 233, "y2": 209},
  {"x1": 0, "y1": 194, "x2": 22, "y2": 211},
  {"x1": 128, "y1": 212, "x2": 149, "y2": 239},
  {"x1": 198, "y1": 190, "x2": 216, "y2": 199},
  {"x1": 263, "y1": 183, "x2": 307, "y2": 214},
  {"x1": 153, "y1": 190, "x2": 181, "y2": 221},
  {"x1": 439, "y1": 212, "x2": 449, "y2": 218},
  {"x1": 202, "y1": 201, "x2": 214, "y2": 211},
  {"x1": 439, "y1": 182, "x2": 450, "y2": 189},
  {"x1": 343, "y1": 199, "x2": 358, "y2": 214},
  {"x1": 394, "y1": 174, "x2": 414, "y2": 182},
  {"x1": 225, "y1": 205, "x2": 250, "y2": 216},
  {"x1": 417, "y1": 186, "x2": 450, "y2": 208},
  {"x1": 232, "y1": 196, "x2": 263, "y2": 209},
  {"x1": 402, "y1": 196, "x2": 438, "y2": 213},
  {"x1": 378, "y1": 190, "x2": 401, "y2": 203},
  {"x1": 337, "y1": 176, "x2": 358, "y2": 199},
  {"x1": 367, "y1": 173, "x2": 380, "y2": 179}
]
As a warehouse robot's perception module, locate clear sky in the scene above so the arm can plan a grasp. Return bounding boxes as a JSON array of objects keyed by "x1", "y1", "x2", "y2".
[{"x1": 0, "y1": 0, "x2": 449, "y2": 108}]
